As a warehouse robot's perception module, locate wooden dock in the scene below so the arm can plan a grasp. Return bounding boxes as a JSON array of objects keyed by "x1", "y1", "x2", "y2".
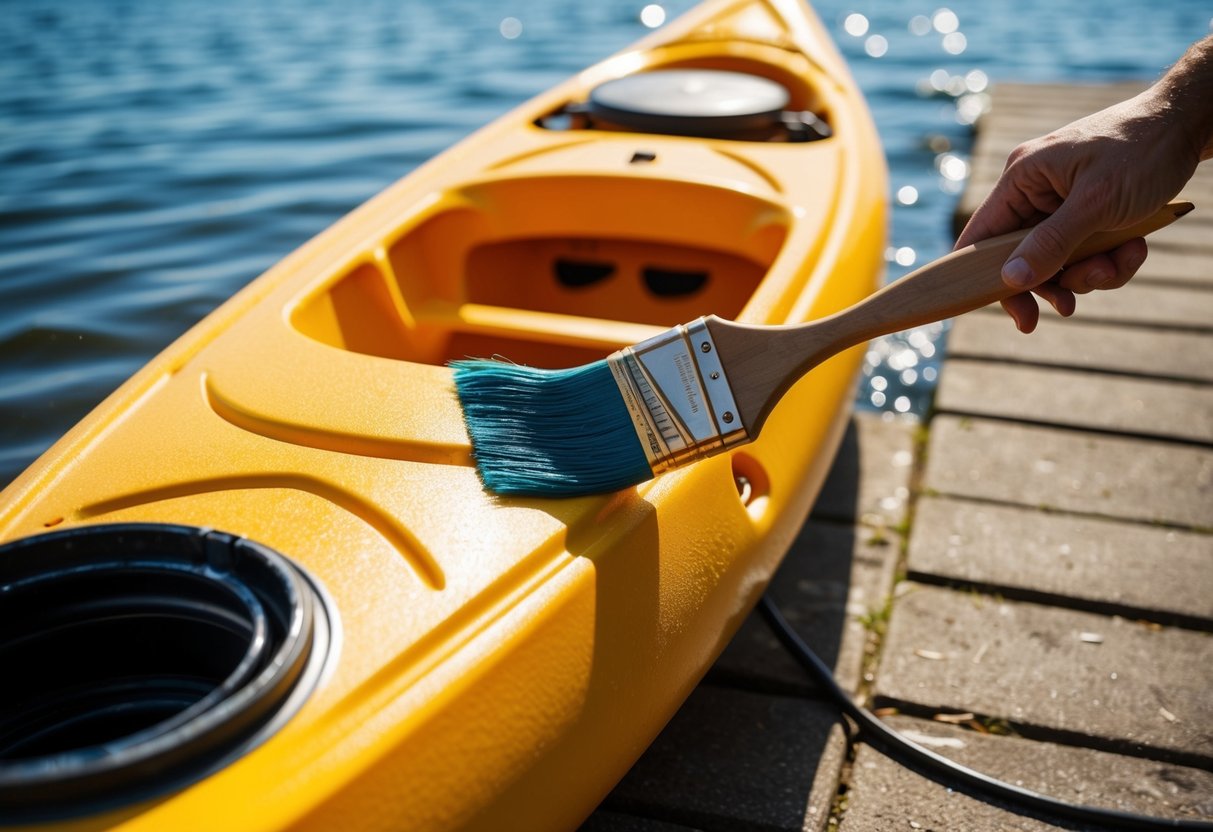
[{"x1": 581, "y1": 81, "x2": 1213, "y2": 830}]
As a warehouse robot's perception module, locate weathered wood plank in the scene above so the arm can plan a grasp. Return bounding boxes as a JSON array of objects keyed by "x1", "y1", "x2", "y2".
[
  {"x1": 592, "y1": 414, "x2": 912, "y2": 826},
  {"x1": 851, "y1": 77, "x2": 1213, "y2": 830},
  {"x1": 841, "y1": 716, "x2": 1213, "y2": 830},
  {"x1": 811, "y1": 414, "x2": 915, "y2": 527},
  {"x1": 956, "y1": 188, "x2": 1213, "y2": 261},
  {"x1": 712, "y1": 518, "x2": 899, "y2": 694},
  {"x1": 1028, "y1": 281, "x2": 1213, "y2": 331},
  {"x1": 956, "y1": 77, "x2": 1213, "y2": 227},
  {"x1": 579, "y1": 812, "x2": 701, "y2": 832},
  {"x1": 601, "y1": 687, "x2": 846, "y2": 832},
  {"x1": 1134, "y1": 246, "x2": 1213, "y2": 286},
  {"x1": 936, "y1": 358, "x2": 1213, "y2": 443},
  {"x1": 947, "y1": 314, "x2": 1213, "y2": 383},
  {"x1": 986, "y1": 81, "x2": 1148, "y2": 104},
  {"x1": 923, "y1": 416, "x2": 1213, "y2": 529},
  {"x1": 874, "y1": 585, "x2": 1213, "y2": 765},
  {"x1": 907, "y1": 496, "x2": 1213, "y2": 623}
]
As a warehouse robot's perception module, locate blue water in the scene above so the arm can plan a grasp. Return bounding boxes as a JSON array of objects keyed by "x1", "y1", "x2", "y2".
[{"x1": 1, "y1": 0, "x2": 1206, "y2": 487}]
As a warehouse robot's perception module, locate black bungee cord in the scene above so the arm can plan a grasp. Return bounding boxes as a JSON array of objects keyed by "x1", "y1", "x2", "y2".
[{"x1": 759, "y1": 595, "x2": 1213, "y2": 831}]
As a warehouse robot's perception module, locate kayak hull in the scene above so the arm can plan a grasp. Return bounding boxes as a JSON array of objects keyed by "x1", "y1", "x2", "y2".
[{"x1": 0, "y1": 1, "x2": 886, "y2": 829}]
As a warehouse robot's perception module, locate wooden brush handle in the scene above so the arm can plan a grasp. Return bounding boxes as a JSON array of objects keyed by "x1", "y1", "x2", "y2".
[
  {"x1": 809, "y1": 199, "x2": 1193, "y2": 345},
  {"x1": 707, "y1": 200, "x2": 1193, "y2": 435}
]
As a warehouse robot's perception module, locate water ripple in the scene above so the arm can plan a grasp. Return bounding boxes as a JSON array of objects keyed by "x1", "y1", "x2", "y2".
[{"x1": 0, "y1": 0, "x2": 1198, "y2": 485}]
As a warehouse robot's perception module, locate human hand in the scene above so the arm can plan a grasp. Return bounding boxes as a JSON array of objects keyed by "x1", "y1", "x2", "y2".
[
  {"x1": 956, "y1": 34, "x2": 1213, "y2": 333},
  {"x1": 955, "y1": 90, "x2": 1202, "y2": 333}
]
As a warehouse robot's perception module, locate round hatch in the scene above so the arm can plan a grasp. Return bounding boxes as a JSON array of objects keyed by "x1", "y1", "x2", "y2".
[
  {"x1": 0, "y1": 523, "x2": 337, "y2": 820},
  {"x1": 588, "y1": 68, "x2": 790, "y2": 137}
]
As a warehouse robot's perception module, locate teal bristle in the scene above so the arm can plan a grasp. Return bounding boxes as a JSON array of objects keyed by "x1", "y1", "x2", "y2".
[{"x1": 452, "y1": 359, "x2": 654, "y2": 496}]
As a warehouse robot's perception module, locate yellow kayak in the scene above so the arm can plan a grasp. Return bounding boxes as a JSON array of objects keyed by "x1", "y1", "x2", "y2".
[{"x1": 0, "y1": 0, "x2": 885, "y2": 829}]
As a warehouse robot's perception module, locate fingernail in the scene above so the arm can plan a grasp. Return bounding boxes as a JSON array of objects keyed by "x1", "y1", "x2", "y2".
[
  {"x1": 1084, "y1": 269, "x2": 1108, "y2": 290},
  {"x1": 1003, "y1": 257, "x2": 1034, "y2": 288}
]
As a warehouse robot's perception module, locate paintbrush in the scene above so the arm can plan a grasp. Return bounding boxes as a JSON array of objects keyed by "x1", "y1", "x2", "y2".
[{"x1": 453, "y1": 201, "x2": 1193, "y2": 497}]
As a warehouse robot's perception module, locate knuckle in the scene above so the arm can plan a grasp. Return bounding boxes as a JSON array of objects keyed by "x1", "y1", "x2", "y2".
[
  {"x1": 1004, "y1": 142, "x2": 1033, "y2": 168},
  {"x1": 1008, "y1": 134, "x2": 1052, "y2": 160},
  {"x1": 1029, "y1": 221, "x2": 1070, "y2": 262}
]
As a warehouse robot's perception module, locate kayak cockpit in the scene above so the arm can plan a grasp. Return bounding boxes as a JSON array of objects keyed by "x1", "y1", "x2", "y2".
[{"x1": 291, "y1": 168, "x2": 794, "y2": 369}]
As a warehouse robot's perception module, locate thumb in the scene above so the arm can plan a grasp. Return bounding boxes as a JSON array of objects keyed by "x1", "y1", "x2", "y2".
[{"x1": 1002, "y1": 201, "x2": 1101, "y2": 290}]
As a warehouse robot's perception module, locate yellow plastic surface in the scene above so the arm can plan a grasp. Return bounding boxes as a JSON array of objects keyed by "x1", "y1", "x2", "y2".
[{"x1": 0, "y1": 1, "x2": 887, "y2": 829}]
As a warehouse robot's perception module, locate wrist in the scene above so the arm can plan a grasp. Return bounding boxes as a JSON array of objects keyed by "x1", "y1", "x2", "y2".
[{"x1": 1151, "y1": 35, "x2": 1213, "y2": 160}]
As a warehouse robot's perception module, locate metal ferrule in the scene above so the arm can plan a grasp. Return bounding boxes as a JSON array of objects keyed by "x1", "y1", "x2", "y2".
[{"x1": 606, "y1": 317, "x2": 749, "y2": 475}]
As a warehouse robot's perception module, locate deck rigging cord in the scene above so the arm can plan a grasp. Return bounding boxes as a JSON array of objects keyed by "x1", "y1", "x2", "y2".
[{"x1": 759, "y1": 595, "x2": 1213, "y2": 831}]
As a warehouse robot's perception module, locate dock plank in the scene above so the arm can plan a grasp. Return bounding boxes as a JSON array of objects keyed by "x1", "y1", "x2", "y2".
[
  {"x1": 712, "y1": 518, "x2": 898, "y2": 694},
  {"x1": 956, "y1": 77, "x2": 1213, "y2": 229},
  {"x1": 600, "y1": 687, "x2": 846, "y2": 832},
  {"x1": 590, "y1": 414, "x2": 914, "y2": 830},
  {"x1": 849, "y1": 75, "x2": 1213, "y2": 831},
  {"x1": 874, "y1": 585, "x2": 1213, "y2": 766},
  {"x1": 923, "y1": 416, "x2": 1213, "y2": 529},
  {"x1": 936, "y1": 358, "x2": 1213, "y2": 443},
  {"x1": 908, "y1": 496, "x2": 1213, "y2": 624},
  {"x1": 580, "y1": 812, "x2": 702, "y2": 832},
  {"x1": 982, "y1": 81, "x2": 1147, "y2": 107},
  {"x1": 593, "y1": 74, "x2": 1213, "y2": 831},
  {"x1": 811, "y1": 414, "x2": 915, "y2": 527},
  {"x1": 1009, "y1": 281, "x2": 1213, "y2": 331},
  {"x1": 957, "y1": 213, "x2": 1213, "y2": 266},
  {"x1": 1141, "y1": 224, "x2": 1213, "y2": 255},
  {"x1": 840, "y1": 716, "x2": 1213, "y2": 830},
  {"x1": 947, "y1": 314, "x2": 1213, "y2": 383},
  {"x1": 1134, "y1": 245, "x2": 1213, "y2": 286}
]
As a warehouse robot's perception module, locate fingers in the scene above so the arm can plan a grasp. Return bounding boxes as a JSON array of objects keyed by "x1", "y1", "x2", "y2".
[
  {"x1": 1055, "y1": 238, "x2": 1148, "y2": 293},
  {"x1": 1055, "y1": 252, "x2": 1118, "y2": 293},
  {"x1": 1002, "y1": 200, "x2": 1102, "y2": 291},
  {"x1": 1000, "y1": 293, "x2": 1040, "y2": 333},
  {"x1": 955, "y1": 177, "x2": 1051, "y2": 250},
  {"x1": 1112, "y1": 237, "x2": 1149, "y2": 284},
  {"x1": 955, "y1": 193, "x2": 1025, "y2": 250},
  {"x1": 1033, "y1": 281, "x2": 1076, "y2": 317},
  {"x1": 1000, "y1": 282, "x2": 1076, "y2": 333}
]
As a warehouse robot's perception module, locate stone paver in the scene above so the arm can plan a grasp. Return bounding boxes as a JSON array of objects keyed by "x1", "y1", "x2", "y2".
[
  {"x1": 924, "y1": 416, "x2": 1213, "y2": 529},
  {"x1": 712, "y1": 518, "x2": 899, "y2": 694},
  {"x1": 840, "y1": 716, "x2": 1213, "y2": 831},
  {"x1": 874, "y1": 584, "x2": 1213, "y2": 766},
  {"x1": 947, "y1": 314, "x2": 1213, "y2": 383},
  {"x1": 811, "y1": 414, "x2": 915, "y2": 528},
  {"x1": 936, "y1": 358, "x2": 1213, "y2": 443},
  {"x1": 972, "y1": 282, "x2": 1213, "y2": 331},
  {"x1": 579, "y1": 811, "x2": 703, "y2": 831},
  {"x1": 908, "y1": 496, "x2": 1213, "y2": 624},
  {"x1": 601, "y1": 686, "x2": 847, "y2": 832}
]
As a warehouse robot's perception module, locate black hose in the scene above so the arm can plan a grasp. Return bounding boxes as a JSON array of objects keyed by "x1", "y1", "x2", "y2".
[{"x1": 758, "y1": 594, "x2": 1213, "y2": 831}]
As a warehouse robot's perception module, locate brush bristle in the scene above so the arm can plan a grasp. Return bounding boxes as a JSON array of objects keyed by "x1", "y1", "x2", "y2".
[{"x1": 452, "y1": 359, "x2": 654, "y2": 496}]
